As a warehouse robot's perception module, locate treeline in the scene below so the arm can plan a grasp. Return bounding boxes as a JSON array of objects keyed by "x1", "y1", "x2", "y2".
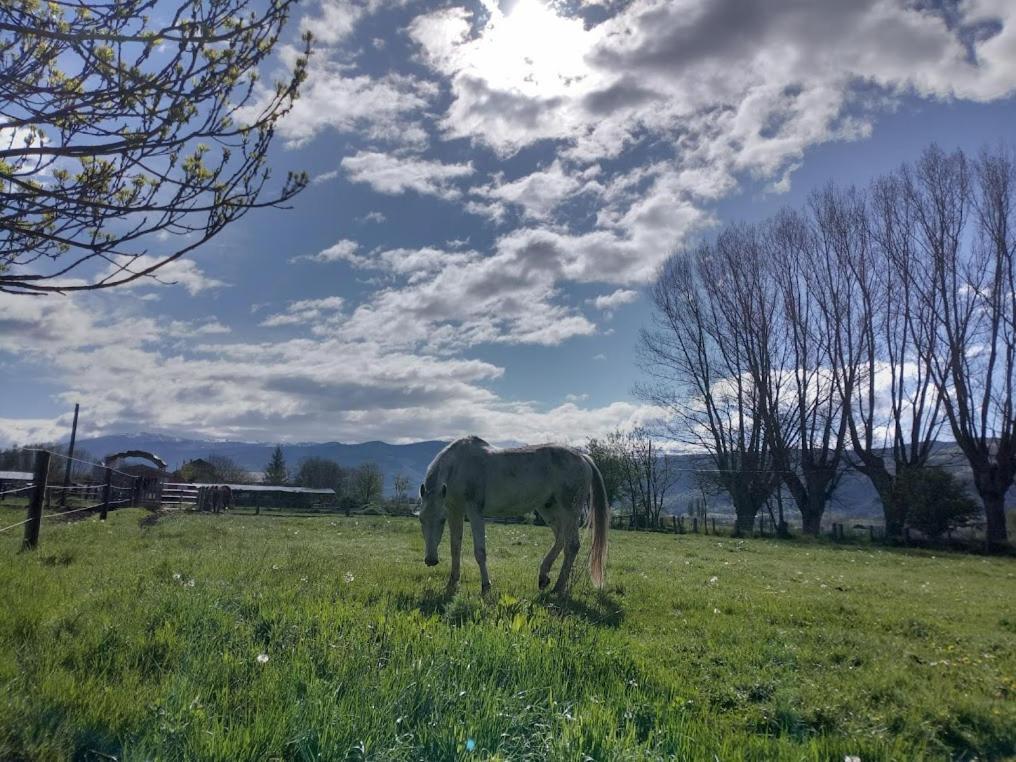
[
  {"x1": 586, "y1": 428, "x2": 676, "y2": 529},
  {"x1": 639, "y1": 144, "x2": 1015, "y2": 545},
  {"x1": 0, "y1": 443, "x2": 98, "y2": 483},
  {"x1": 178, "y1": 445, "x2": 412, "y2": 513}
]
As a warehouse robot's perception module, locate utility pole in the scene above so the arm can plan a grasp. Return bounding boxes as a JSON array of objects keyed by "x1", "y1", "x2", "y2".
[{"x1": 59, "y1": 403, "x2": 79, "y2": 508}]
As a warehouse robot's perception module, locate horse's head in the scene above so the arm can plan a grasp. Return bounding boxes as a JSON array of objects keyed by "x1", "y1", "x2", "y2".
[{"x1": 417, "y1": 481, "x2": 447, "y2": 566}]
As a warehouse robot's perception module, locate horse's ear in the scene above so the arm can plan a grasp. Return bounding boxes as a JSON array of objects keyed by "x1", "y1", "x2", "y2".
[
  {"x1": 440, "y1": 483, "x2": 447, "y2": 499},
  {"x1": 419, "y1": 483, "x2": 426, "y2": 498}
]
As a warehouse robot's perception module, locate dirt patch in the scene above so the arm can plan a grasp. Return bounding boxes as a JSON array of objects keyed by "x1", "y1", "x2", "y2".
[{"x1": 139, "y1": 509, "x2": 174, "y2": 528}]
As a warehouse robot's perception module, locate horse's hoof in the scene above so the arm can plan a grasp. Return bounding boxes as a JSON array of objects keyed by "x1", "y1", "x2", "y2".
[{"x1": 538, "y1": 575, "x2": 550, "y2": 590}]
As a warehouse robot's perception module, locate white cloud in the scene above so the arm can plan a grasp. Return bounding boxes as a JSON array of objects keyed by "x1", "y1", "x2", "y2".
[
  {"x1": 260, "y1": 297, "x2": 346, "y2": 328},
  {"x1": 402, "y1": 0, "x2": 1016, "y2": 293},
  {"x1": 244, "y1": 44, "x2": 434, "y2": 149},
  {"x1": 475, "y1": 160, "x2": 587, "y2": 221},
  {"x1": 167, "y1": 319, "x2": 232, "y2": 337},
  {"x1": 590, "y1": 288, "x2": 638, "y2": 311},
  {"x1": 333, "y1": 243, "x2": 598, "y2": 351},
  {"x1": 341, "y1": 151, "x2": 474, "y2": 199},
  {"x1": 0, "y1": 417, "x2": 71, "y2": 446},
  {"x1": 0, "y1": 292, "x2": 657, "y2": 446},
  {"x1": 291, "y1": 239, "x2": 361, "y2": 264},
  {"x1": 299, "y1": 0, "x2": 365, "y2": 46}
]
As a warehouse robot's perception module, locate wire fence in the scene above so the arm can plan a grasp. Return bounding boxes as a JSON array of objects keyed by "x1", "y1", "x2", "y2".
[{"x1": 0, "y1": 448, "x2": 143, "y2": 551}]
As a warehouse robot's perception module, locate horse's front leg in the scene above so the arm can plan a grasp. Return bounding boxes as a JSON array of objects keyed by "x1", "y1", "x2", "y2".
[
  {"x1": 447, "y1": 509, "x2": 463, "y2": 593},
  {"x1": 468, "y1": 510, "x2": 491, "y2": 594}
]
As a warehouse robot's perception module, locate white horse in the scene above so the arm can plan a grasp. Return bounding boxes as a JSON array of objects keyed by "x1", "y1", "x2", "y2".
[{"x1": 417, "y1": 436, "x2": 608, "y2": 595}]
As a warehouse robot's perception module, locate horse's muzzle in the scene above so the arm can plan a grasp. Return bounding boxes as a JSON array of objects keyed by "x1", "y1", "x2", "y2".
[{"x1": 425, "y1": 556, "x2": 438, "y2": 567}]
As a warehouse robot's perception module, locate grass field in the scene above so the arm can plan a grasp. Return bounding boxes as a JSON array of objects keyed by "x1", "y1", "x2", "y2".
[{"x1": 1, "y1": 507, "x2": 1014, "y2": 761}]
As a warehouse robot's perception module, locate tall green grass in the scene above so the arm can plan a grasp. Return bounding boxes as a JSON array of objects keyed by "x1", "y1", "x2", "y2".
[{"x1": 1, "y1": 508, "x2": 1013, "y2": 760}]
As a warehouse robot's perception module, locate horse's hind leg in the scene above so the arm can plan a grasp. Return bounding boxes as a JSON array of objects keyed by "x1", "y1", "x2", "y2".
[
  {"x1": 537, "y1": 500, "x2": 562, "y2": 590},
  {"x1": 447, "y1": 509, "x2": 463, "y2": 593},
  {"x1": 469, "y1": 510, "x2": 491, "y2": 594},
  {"x1": 539, "y1": 525, "x2": 563, "y2": 590},
  {"x1": 552, "y1": 513, "x2": 581, "y2": 595}
]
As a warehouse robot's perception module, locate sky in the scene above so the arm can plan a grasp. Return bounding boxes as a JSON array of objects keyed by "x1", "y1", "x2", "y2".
[{"x1": 2, "y1": 0, "x2": 1016, "y2": 447}]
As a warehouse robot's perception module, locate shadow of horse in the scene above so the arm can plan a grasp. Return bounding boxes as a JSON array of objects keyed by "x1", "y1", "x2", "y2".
[{"x1": 390, "y1": 585, "x2": 625, "y2": 629}]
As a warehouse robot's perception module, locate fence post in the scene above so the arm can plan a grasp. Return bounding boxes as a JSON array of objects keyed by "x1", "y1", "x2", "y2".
[
  {"x1": 22, "y1": 451, "x2": 51, "y2": 551},
  {"x1": 693, "y1": 517, "x2": 698, "y2": 533},
  {"x1": 99, "y1": 467, "x2": 113, "y2": 521},
  {"x1": 60, "y1": 403, "x2": 80, "y2": 508},
  {"x1": 672, "y1": 515, "x2": 677, "y2": 533}
]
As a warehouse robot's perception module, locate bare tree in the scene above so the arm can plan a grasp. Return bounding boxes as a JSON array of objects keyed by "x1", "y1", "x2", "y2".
[
  {"x1": 598, "y1": 428, "x2": 676, "y2": 529},
  {"x1": 0, "y1": 0, "x2": 309, "y2": 293},
  {"x1": 392, "y1": 474, "x2": 410, "y2": 504},
  {"x1": 606, "y1": 429, "x2": 643, "y2": 526},
  {"x1": 629, "y1": 427, "x2": 677, "y2": 528},
  {"x1": 842, "y1": 174, "x2": 945, "y2": 539},
  {"x1": 207, "y1": 454, "x2": 251, "y2": 484},
  {"x1": 763, "y1": 209, "x2": 850, "y2": 535},
  {"x1": 585, "y1": 437, "x2": 624, "y2": 507},
  {"x1": 639, "y1": 244, "x2": 777, "y2": 534},
  {"x1": 904, "y1": 145, "x2": 1016, "y2": 545}
]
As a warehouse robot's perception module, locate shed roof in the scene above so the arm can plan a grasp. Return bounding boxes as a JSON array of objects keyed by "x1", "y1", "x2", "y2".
[{"x1": 165, "y1": 482, "x2": 336, "y2": 495}]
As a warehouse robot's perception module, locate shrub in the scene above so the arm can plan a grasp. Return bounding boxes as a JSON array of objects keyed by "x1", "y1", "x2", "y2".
[{"x1": 898, "y1": 466, "x2": 980, "y2": 540}]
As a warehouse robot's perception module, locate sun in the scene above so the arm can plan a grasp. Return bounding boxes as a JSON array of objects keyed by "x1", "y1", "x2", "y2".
[{"x1": 466, "y1": 0, "x2": 602, "y2": 98}]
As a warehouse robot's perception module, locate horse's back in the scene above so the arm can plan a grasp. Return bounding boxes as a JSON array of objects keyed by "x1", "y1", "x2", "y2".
[
  {"x1": 483, "y1": 444, "x2": 590, "y2": 516},
  {"x1": 430, "y1": 437, "x2": 591, "y2": 516}
]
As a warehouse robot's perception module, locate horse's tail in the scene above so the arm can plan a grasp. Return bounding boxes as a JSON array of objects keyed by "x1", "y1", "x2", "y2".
[{"x1": 584, "y1": 454, "x2": 609, "y2": 588}]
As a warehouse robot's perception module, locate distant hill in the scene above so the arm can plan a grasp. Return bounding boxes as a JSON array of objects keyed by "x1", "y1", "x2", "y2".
[{"x1": 661, "y1": 441, "x2": 1009, "y2": 521}]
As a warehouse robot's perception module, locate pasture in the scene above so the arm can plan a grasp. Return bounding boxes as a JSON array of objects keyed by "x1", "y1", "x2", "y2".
[{"x1": 0, "y1": 508, "x2": 1014, "y2": 761}]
